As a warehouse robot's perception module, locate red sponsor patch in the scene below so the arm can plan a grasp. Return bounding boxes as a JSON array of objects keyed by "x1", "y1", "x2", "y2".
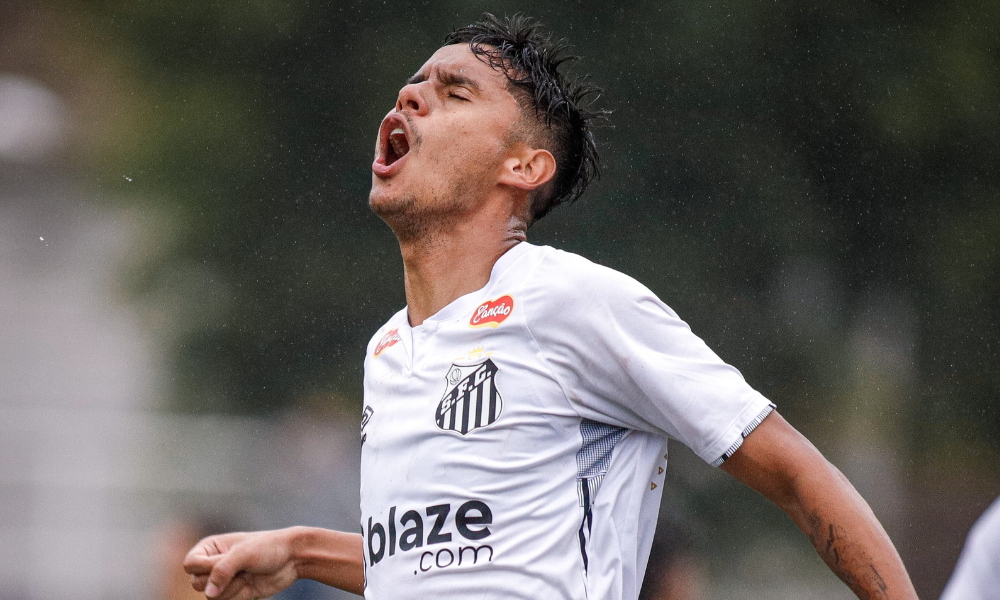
[
  {"x1": 469, "y1": 295, "x2": 514, "y2": 329},
  {"x1": 374, "y1": 328, "x2": 401, "y2": 358}
]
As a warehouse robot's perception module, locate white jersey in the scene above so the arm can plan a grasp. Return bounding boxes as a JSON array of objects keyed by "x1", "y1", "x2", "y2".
[
  {"x1": 940, "y1": 496, "x2": 1000, "y2": 600},
  {"x1": 359, "y1": 242, "x2": 773, "y2": 600}
]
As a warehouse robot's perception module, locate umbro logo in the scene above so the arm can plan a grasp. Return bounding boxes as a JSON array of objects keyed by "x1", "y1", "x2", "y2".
[{"x1": 435, "y1": 360, "x2": 503, "y2": 435}]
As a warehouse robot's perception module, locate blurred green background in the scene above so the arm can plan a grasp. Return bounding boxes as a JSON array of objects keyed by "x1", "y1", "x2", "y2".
[{"x1": 1, "y1": 0, "x2": 997, "y2": 598}]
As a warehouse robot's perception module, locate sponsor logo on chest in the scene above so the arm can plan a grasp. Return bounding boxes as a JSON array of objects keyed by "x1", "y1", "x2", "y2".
[
  {"x1": 436, "y1": 359, "x2": 503, "y2": 435},
  {"x1": 365, "y1": 500, "x2": 495, "y2": 575},
  {"x1": 469, "y1": 295, "x2": 514, "y2": 328}
]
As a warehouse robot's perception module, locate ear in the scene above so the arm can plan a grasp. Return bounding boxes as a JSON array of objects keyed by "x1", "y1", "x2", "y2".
[{"x1": 498, "y1": 146, "x2": 557, "y2": 192}]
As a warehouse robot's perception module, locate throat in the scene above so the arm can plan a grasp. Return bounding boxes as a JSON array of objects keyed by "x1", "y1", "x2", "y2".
[{"x1": 402, "y1": 238, "x2": 523, "y2": 328}]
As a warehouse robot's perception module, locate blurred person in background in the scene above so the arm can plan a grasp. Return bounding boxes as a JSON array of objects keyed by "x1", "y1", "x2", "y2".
[
  {"x1": 939, "y1": 496, "x2": 1000, "y2": 600},
  {"x1": 638, "y1": 534, "x2": 705, "y2": 600},
  {"x1": 184, "y1": 14, "x2": 918, "y2": 600}
]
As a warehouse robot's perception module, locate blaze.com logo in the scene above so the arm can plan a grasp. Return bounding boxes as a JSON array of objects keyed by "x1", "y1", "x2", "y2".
[{"x1": 365, "y1": 499, "x2": 495, "y2": 575}]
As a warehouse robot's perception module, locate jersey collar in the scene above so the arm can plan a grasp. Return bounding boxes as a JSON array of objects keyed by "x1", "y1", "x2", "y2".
[{"x1": 407, "y1": 241, "x2": 533, "y2": 328}]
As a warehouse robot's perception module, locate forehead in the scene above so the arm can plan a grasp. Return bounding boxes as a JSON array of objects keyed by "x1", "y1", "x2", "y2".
[{"x1": 414, "y1": 44, "x2": 510, "y2": 92}]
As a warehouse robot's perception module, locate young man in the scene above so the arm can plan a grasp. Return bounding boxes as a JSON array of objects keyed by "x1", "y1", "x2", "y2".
[{"x1": 184, "y1": 14, "x2": 918, "y2": 600}]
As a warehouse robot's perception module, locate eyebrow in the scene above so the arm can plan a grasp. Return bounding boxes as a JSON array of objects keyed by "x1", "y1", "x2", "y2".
[{"x1": 405, "y1": 68, "x2": 481, "y2": 91}]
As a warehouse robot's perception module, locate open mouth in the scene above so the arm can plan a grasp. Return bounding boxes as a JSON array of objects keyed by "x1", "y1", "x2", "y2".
[
  {"x1": 385, "y1": 127, "x2": 410, "y2": 166},
  {"x1": 375, "y1": 114, "x2": 412, "y2": 175}
]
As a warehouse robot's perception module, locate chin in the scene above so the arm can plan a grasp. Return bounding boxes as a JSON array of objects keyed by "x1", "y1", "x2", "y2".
[{"x1": 369, "y1": 188, "x2": 415, "y2": 220}]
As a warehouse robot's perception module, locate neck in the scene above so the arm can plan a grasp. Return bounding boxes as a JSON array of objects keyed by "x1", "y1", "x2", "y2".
[{"x1": 398, "y1": 199, "x2": 528, "y2": 327}]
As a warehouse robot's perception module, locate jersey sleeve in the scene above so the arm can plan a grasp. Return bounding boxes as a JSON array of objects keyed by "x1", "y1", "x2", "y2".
[{"x1": 522, "y1": 249, "x2": 774, "y2": 466}]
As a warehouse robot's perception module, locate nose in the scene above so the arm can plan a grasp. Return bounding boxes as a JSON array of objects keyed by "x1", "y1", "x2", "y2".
[{"x1": 395, "y1": 83, "x2": 428, "y2": 115}]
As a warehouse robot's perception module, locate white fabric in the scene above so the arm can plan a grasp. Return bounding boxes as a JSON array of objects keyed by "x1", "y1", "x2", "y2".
[
  {"x1": 359, "y1": 242, "x2": 774, "y2": 600},
  {"x1": 940, "y1": 496, "x2": 1000, "y2": 600}
]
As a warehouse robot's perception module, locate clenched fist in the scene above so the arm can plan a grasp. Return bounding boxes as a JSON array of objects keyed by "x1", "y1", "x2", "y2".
[{"x1": 183, "y1": 526, "x2": 364, "y2": 599}]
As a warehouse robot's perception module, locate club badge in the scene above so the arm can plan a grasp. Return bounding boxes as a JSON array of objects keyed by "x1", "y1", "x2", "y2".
[
  {"x1": 469, "y1": 295, "x2": 514, "y2": 329},
  {"x1": 435, "y1": 359, "x2": 503, "y2": 435}
]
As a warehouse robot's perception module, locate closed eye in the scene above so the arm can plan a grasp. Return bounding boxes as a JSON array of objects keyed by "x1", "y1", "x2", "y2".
[{"x1": 448, "y1": 92, "x2": 470, "y2": 101}]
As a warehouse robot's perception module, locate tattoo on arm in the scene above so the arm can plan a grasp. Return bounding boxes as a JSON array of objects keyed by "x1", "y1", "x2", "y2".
[
  {"x1": 806, "y1": 513, "x2": 888, "y2": 600},
  {"x1": 871, "y1": 565, "x2": 888, "y2": 593}
]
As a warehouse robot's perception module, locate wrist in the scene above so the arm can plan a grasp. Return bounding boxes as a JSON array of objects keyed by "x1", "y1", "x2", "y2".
[
  {"x1": 285, "y1": 526, "x2": 364, "y2": 591},
  {"x1": 285, "y1": 526, "x2": 316, "y2": 578}
]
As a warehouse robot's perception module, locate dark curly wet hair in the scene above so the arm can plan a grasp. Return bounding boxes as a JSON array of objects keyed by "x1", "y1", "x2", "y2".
[{"x1": 445, "y1": 13, "x2": 606, "y2": 223}]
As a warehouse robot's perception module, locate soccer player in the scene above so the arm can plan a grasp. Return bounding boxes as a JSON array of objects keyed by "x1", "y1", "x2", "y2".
[{"x1": 184, "y1": 14, "x2": 918, "y2": 600}]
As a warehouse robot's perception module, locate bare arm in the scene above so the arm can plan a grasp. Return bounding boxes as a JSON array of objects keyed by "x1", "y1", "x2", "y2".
[
  {"x1": 720, "y1": 411, "x2": 918, "y2": 600},
  {"x1": 183, "y1": 527, "x2": 364, "y2": 599}
]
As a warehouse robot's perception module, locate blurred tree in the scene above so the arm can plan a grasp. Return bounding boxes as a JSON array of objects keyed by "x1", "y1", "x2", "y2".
[
  {"x1": 9, "y1": 0, "x2": 997, "y2": 596},
  {"x1": 27, "y1": 0, "x2": 994, "y2": 447}
]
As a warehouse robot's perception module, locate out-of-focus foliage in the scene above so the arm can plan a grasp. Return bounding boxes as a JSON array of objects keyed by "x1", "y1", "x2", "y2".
[
  {"x1": 39, "y1": 1, "x2": 998, "y2": 448},
  {"x1": 46, "y1": 0, "x2": 999, "y2": 455},
  {"x1": 60, "y1": 0, "x2": 1000, "y2": 442}
]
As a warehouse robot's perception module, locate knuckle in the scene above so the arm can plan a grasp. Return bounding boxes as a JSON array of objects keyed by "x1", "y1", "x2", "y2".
[
  {"x1": 190, "y1": 574, "x2": 208, "y2": 591},
  {"x1": 182, "y1": 559, "x2": 205, "y2": 574},
  {"x1": 210, "y1": 564, "x2": 235, "y2": 584}
]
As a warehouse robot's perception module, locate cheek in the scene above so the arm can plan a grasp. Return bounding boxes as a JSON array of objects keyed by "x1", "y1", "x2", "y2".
[{"x1": 450, "y1": 125, "x2": 506, "y2": 166}]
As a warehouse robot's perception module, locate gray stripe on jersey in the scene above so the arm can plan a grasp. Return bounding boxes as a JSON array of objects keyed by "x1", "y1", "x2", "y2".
[{"x1": 575, "y1": 419, "x2": 628, "y2": 508}]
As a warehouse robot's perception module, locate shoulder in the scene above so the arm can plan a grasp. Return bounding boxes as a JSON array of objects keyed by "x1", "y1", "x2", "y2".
[{"x1": 519, "y1": 245, "x2": 668, "y2": 316}]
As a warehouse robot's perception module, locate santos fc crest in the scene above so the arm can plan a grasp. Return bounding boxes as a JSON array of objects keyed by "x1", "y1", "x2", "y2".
[{"x1": 435, "y1": 359, "x2": 503, "y2": 435}]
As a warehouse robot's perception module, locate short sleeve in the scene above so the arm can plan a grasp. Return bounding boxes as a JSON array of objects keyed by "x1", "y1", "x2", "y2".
[{"x1": 522, "y1": 249, "x2": 774, "y2": 466}]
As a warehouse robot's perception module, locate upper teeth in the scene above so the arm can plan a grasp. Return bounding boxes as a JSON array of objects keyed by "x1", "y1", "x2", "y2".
[{"x1": 389, "y1": 128, "x2": 406, "y2": 157}]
